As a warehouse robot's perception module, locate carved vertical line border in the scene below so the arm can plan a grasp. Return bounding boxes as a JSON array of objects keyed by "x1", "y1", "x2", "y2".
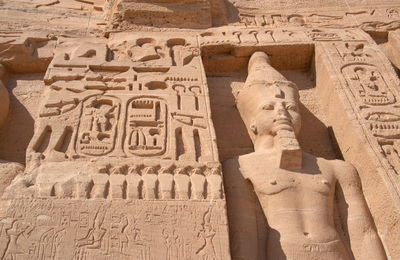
[{"x1": 317, "y1": 36, "x2": 400, "y2": 207}]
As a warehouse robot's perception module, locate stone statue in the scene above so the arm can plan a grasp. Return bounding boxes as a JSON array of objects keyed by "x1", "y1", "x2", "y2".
[{"x1": 223, "y1": 52, "x2": 387, "y2": 260}]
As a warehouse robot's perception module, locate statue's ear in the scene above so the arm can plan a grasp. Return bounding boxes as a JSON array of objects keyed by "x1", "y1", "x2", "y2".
[{"x1": 250, "y1": 121, "x2": 257, "y2": 135}]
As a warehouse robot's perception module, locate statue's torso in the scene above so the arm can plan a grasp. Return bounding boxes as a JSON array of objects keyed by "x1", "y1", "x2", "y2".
[{"x1": 238, "y1": 152, "x2": 352, "y2": 260}]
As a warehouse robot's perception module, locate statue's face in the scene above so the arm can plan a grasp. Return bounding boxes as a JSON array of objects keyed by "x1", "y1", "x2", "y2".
[{"x1": 251, "y1": 85, "x2": 301, "y2": 138}]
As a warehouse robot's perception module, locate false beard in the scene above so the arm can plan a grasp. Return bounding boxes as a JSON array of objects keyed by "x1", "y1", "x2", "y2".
[{"x1": 275, "y1": 129, "x2": 302, "y2": 170}]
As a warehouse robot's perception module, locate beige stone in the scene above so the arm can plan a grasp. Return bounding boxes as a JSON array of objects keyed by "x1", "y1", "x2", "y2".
[
  {"x1": 104, "y1": 0, "x2": 228, "y2": 31},
  {"x1": 0, "y1": 31, "x2": 230, "y2": 260},
  {"x1": 1, "y1": 0, "x2": 400, "y2": 259},
  {"x1": 387, "y1": 29, "x2": 400, "y2": 70},
  {"x1": 0, "y1": 64, "x2": 9, "y2": 129},
  {"x1": 224, "y1": 51, "x2": 387, "y2": 260}
]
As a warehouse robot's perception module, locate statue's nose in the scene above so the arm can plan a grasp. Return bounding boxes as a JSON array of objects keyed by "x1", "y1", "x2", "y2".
[
  {"x1": 274, "y1": 104, "x2": 289, "y2": 120},
  {"x1": 275, "y1": 103, "x2": 286, "y2": 115}
]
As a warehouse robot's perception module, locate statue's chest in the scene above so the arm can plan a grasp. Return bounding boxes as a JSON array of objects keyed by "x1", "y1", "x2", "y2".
[{"x1": 240, "y1": 164, "x2": 335, "y2": 197}]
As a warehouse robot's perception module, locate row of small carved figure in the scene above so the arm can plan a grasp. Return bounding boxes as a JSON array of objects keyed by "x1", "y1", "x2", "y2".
[
  {"x1": 97, "y1": 164, "x2": 221, "y2": 176},
  {"x1": 38, "y1": 165, "x2": 224, "y2": 200}
]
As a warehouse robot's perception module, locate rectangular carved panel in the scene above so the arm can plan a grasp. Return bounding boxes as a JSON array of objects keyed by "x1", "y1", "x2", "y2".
[
  {"x1": 0, "y1": 199, "x2": 230, "y2": 260},
  {"x1": 315, "y1": 35, "x2": 400, "y2": 258},
  {"x1": 319, "y1": 40, "x2": 400, "y2": 197},
  {"x1": 1, "y1": 32, "x2": 231, "y2": 259},
  {"x1": 15, "y1": 33, "x2": 222, "y2": 200}
]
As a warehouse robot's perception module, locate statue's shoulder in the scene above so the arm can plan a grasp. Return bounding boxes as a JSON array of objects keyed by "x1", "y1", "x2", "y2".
[
  {"x1": 222, "y1": 153, "x2": 260, "y2": 179},
  {"x1": 223, "y1": 152, "x2": 257, "y2": 165},
  {"x1": 315, "y1": 156, "x2": 359, "y2": 182}
]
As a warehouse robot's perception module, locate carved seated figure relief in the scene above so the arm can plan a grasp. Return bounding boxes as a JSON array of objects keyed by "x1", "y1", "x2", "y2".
[{"x1": 223, "y1": 52, "x2": 387, "y2": 260}]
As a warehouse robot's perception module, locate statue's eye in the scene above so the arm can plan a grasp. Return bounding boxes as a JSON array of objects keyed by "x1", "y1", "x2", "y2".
[
  {"x1": 262, "y1": 103, "x2": 274, "y2": 110},
  {"x1": 286, "y1": 104, "x2": 298, "y2": 112}
]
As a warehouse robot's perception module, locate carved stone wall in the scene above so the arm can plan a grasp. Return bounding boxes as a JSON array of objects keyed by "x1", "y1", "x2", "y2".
[
  {"x1": 1, "y1": 0, "x2": 400, "y2": 259},
  {"x1": 0, "y1": 32, "x2": 230, "y2": 259},
  {"x1": 0, "y1": 199, "x2": 229, "y2": 260}
]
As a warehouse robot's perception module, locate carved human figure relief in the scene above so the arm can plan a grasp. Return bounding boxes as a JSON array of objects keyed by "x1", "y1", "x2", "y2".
[
  {"x1": 75, "y1": 173, "x2": 92, "y2": 199},
  {"x1": 142, "y1": 166, "x2": 158, "y2": 199},
  {"x1": 224, "y1": 51, "x2": 387, "y2": 260},
  {"x1": 174, "y1": 167, "x2": 190, "y2": 199},
  {"x1": 190, "y1": 168, "x2": 206, "y2": 200},
  {"x1": 92, "y1": 172, "x2": 109, "y2": 199},
  {"x1": 206, "y1": 167, "x2": 224, "y2": 200},
  {"x1": 158, "y1": 166, "x2": 174, "y2": 199},
  {"x1": 110, "y1": 167, "x2": 126, "y2": 199},
  {"x1": 126, "y1": 165, "x2": 143, "y2": 199}
]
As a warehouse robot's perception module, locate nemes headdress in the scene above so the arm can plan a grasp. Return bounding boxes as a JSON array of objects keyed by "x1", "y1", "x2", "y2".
[
  {"x1": 235, "y1": 51, "x2": 299, "y2": 127},
  {"x1": 236, "y1": 51, "x2": 302, "y2": 170}
]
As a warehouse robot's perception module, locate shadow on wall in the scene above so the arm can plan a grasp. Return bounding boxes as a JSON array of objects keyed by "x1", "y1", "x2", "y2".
[
  {"x1": 367, "y1": 31, "x2": 400, "y2": 78},
  {"x1": 297, "y1": 103, "x2": 337, "y2": 159},
  {"x1": 224, "y1": 0, "x2": 240, "y2": 24},
  {"x1": 207, "y1": 73, "x2": 254, "y2": 161},
  {"x1": 202, "y1": 44, "x2": 342, "y2": 161},
  {"x1": 206, "y1": 66, "x2": 340, "y2": 161},
  {"x1": 0, "y1": 74, "x2": 42, "y2": 164}
]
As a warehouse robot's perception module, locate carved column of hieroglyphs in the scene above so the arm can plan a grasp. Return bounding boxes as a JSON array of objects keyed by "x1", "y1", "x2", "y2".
[
  {"x1": 0, "y1": 33, "x2": 231, "y2": 260},
  {"x1": 317, "y1": 37, "x2": 400, "y2": 205}
]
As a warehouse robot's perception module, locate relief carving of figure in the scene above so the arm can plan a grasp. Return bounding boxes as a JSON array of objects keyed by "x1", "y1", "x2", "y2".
[
  {"x1": 1, "y1": 220, "x2": 30, "y2": 260},
  {"x1": 196, "y1": 209, "x2": 217, "y2": 260},
  {"x1": 224, "y1": 52, "x2": 387, "y2": 260},
  {"x1": 74, "y1": 206, "x2": 107, "y2": 260}
]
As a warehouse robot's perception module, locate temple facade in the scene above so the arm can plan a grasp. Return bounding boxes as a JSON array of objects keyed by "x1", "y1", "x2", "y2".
[{"x1": 0, "y1": 0, "x2": 399, "y2": 259}]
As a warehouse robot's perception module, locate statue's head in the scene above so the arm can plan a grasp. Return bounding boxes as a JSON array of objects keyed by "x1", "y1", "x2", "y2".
[{"x1": 236, "y1": 52, "x2": 301, "y2": 143}]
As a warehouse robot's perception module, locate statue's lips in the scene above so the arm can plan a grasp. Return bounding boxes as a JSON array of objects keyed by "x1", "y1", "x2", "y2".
[{"x1": 272, "y1": 119, "x2": 293, "y2": 132}]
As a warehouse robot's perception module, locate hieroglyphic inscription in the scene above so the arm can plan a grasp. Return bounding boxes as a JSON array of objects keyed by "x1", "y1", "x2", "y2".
[
  {"x1": 125, "y1": 97, "x2": 168, "y2": 156},
  {"x1": 199, "y1": 28, "x2": 365, "y2": 47},
  {"x1": 0, "y1": 199, "x2": 230, "y2": 260},
  {"x1": 235, "y1": 6, "x2": 400, "y2": 32},
  {"x1": 321, "y1": 40, "x2": 400, "y2": 199},
  {"x1": 77, "y1": 95, "x2": 121, "y2": 156},
  {"x1": 20, "y1": 33, "x2": 220, "y2": 186},
  {"x1": 341, "y1": 64, "x2": 396, "y2": 106},
  {"x1": 1, "y1": 32, "x2": 230, "y2": 258}
]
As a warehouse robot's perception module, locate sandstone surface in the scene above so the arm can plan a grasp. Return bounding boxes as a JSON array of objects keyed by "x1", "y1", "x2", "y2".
[{"x1": 0, "y1": 0, "x2": 400, "y2": 259}]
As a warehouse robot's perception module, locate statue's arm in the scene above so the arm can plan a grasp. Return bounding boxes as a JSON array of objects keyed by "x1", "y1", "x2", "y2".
[
  {"x1": 335, "y1": 162, "x2": 387, "y2": 260},
  {"x1": 223, "y1": 158, "x2": 260, "y2": 260}
]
